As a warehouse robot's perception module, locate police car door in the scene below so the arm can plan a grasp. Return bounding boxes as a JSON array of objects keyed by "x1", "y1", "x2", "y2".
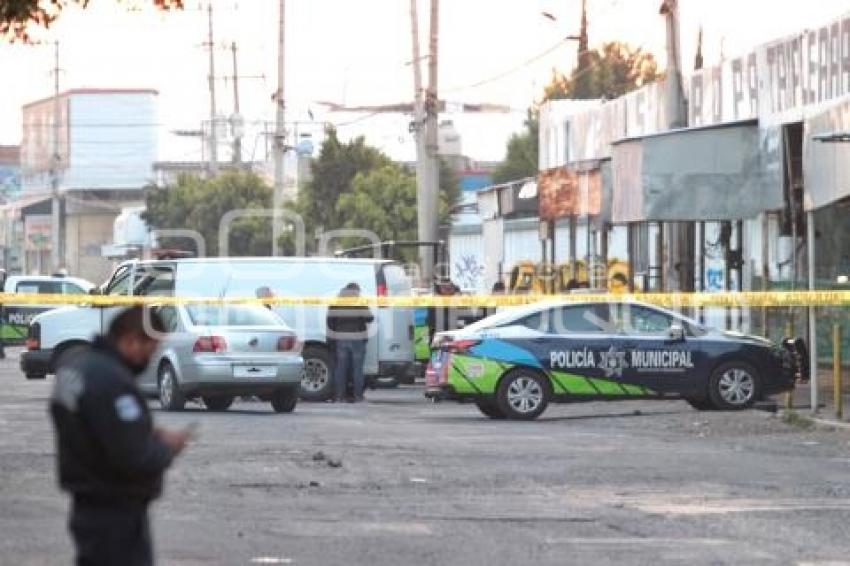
[
  {"x1": 546, "y1": 304, "x2": 615, "y2": 396},
  {"x1": 611, "y1": 304, "x2": 700, "y2": 395}
]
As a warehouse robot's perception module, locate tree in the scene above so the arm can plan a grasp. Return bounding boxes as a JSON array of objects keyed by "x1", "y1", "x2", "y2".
[
  {"x1": 0, "y1": 0, "x2": 182, "y2": 41},
  {"x1": 492, "y1": 109, "x2": 538, "y2": 184},
  {"x1": 493, "y1": 41, "x2": 657, "y2": 182},
  {"x1": 337, "y1": 165, "x2": 418, "y2": 243},
  {"x1": 290, "y1": 127, "x2": 391, "y2": 243},
  {"x1": 288, "y1": 127, "x2": 460, "y2": 252},
  {"x1": 544, "y1": 41, "x2": 658, "y2": 101},
  {"x1": 143, "y1": 171, "x2": 274, "y2": 257},
  {"x1": 334, "y1": 161, "x2": 460, "y2": 260}
]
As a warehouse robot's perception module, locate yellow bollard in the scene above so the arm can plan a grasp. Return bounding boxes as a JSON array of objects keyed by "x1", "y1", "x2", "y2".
[
  {"x1": 785, "y1": 319, "x2": 794, "y2": 410},
  {"x1": 834, "y1": 324, "x2": 843, "y2": 421}
]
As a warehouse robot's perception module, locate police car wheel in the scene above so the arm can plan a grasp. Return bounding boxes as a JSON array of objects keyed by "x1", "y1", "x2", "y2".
[
  {"x1": 203, "y1": 395, "x2": 234, "y2": 411},
  {"x1": 475, "y1": 399, "x2": 506, "y2": 419},
  {"x1": 158, "y1": 362, "x2": 186, "y2": 411},
  {"x1": 496, "y1": 369, "x2": 550, "y2": 420},
  {"x1": 299, "y1": 346, "x2": 334, "y2": 402},
  {"x1": 708, "y1": 361, "x2": 759, "y2": 410},
  {"x1": 271, "y1": 387, "x2": 298, "y2": 413},
  {"x1": 685, "y1": 397, "x2": 716, "y2": 411}
]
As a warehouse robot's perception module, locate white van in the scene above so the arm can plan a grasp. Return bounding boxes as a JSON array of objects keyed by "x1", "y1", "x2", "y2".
[{"x1": 21, "y1": 258, "x2": 415, "y2": 401}]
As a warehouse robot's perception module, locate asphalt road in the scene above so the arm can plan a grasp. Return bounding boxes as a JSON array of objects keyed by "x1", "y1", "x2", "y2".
[{"x1": 2, "y1": 349, "x2": 850, "y2": 566}]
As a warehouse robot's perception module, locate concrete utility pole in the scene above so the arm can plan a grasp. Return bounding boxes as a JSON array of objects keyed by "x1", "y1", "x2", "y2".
[
  {"x1": 273, "y1": 0, "x2": 287, "y2": 207},
  {"x1": 410, "y1": 0, "x2": 431, "y2": 280},
  {"x1": 660, "y1": 0, "x2": 687, "y2": 128},
  {"x1": 207, "y1": 2, "x2": 219, "y2": 176},
  {"x1": 50, "y1": 41, "x2": 64, "y2": 273},
  {"x1": 421, "y1": 0, "x2": 440, "y2": 285},
  {"x1": 230, "y1": 41, "x2": 243, "y2": 165}
]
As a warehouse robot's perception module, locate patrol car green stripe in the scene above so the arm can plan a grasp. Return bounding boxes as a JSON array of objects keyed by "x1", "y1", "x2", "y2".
[
  {"x1": 620, "y1": 383, "x2": 645, "y2": 395},
  {"x1": 551, "y1": 371, "x2": 597, "y2": 395},
  {"x1": 587, "y1": 378, "x2": 625, "y2": 395},
  {"x1": 449, "y1": 353, "x2": 656, "y2": 398}
]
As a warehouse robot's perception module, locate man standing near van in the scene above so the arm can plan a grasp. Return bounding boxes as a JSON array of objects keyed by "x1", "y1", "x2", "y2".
[
  {"x1": 49, "y1": 306, "x2": 191, "y2": 565},
  {"x1": 327, "y1": 282, "x2": 374, "y2": 402}
]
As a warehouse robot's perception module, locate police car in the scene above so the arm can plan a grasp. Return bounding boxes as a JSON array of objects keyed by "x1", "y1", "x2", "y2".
[{"x1": 425, "y1": 301, "x2": 806, "y2": 420}]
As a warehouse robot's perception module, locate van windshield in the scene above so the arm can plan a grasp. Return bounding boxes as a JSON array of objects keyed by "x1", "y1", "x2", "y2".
[{"x1": 186, "y1": 305, "x2": 282, "y2": 327}]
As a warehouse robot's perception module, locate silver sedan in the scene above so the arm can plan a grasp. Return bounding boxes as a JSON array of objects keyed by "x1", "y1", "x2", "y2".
[{"x1": 138, "y1": 304, "x2": 304, "y2": 413}]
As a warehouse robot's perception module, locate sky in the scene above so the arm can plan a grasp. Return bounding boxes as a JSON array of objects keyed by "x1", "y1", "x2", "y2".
[{"x1": 1, "y1": 0, "x2": 849, "y2": 163}]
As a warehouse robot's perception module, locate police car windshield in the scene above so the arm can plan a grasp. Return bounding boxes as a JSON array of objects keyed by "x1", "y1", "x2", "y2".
[{"x1": 463, "y1": 303, "x2": 558, "y2": 332}]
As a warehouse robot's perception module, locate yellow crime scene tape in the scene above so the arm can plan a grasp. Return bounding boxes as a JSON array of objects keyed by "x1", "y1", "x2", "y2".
[{"x1": 0, "y1": 291, "x2": 849, "y2": 308}]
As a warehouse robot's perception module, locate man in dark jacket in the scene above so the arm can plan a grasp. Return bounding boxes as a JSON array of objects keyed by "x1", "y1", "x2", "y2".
[
  {"x1": 49, "y1": 306, "x2": 190, "y2": 566},
  {"x1": 326, "y1": 282, "x2": 374, "y2": 402}
]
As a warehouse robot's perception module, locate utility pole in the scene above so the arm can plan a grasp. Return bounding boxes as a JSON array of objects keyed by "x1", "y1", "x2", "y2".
[
  {"x1": 50, "y1": 41, "x2": 64, "y2": 273},
  {"x1": 206, "y1": 2, "x2": 219, "y2": 176},
  {"x1": 421, "y1": 0, "x2": 440, "y2": 285},
  {"x1": 572, "y1": 0, "x2": 593, "y2": 98},
  {"x1": 273, "y1": 0, "x2": 287, "y2": 207},
  {"x1": 410, "y1": 0, "x2": 431, "y2": 281},
  {"x1": 230, "y1": 41, "x2": 243, "y2": 165},
  {"x1": 660, "y1": 0, "x2": 686, "y2": 128}
]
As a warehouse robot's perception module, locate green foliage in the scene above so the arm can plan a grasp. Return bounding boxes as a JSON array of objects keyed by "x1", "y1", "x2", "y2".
[
  {"x1": 494, "y1": 41, "x2": 657, "y2": 183},
  {"x1": 334, "y1": 160, "x2": 460, "y2": 260},
  {"x1": 289, "y1": 127, "x2": 392, "y2": 244},
  {"x1": 438, "y1": 157, "x2": 461, "y2": 216},
  {"x1": 0, "y1": 0, "x2": 183, "y2": 41},
  {"x1": 544, "y1": 41, "x2": 659, "y2": 101},
  {"x1": 143, "y1": 170, "x2": 274, "y2": 257},
  {"x1": 492, "y1": 109, "x2": 539, "y2": 184},
  {"x1": 287, "y1": 126, "x2": 460, "y2": 253},
  {"x1": 337, "y1": 164, "x2": 418, "y2": 243}
]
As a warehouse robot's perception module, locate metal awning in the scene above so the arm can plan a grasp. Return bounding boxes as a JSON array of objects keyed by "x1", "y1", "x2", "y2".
[
  {"x1": 611, "y1": 120, "x2": 783, "y2": 222},
  {"x1": 804, "y1": 96, "x2": 850, "y2": 211}
]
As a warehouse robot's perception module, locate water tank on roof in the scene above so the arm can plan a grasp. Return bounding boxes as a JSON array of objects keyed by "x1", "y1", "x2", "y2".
[{"x1": 114, "y1": 206, "x2": 152, "y2": 247}]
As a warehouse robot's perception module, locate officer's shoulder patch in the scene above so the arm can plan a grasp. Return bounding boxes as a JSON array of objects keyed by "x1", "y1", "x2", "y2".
[{"x1": 114, "y1": 394, "x2": 142, "y2": 422}]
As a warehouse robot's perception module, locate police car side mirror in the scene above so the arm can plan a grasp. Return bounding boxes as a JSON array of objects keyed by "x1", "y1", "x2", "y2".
[{"x1": 667, "y1": 324, "x2": 685, "y2": 342}]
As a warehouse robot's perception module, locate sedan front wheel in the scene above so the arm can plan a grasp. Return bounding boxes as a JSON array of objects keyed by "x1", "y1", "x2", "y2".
[{"x1": 708, "y1": 361, "x2": 759, "y2": 410}]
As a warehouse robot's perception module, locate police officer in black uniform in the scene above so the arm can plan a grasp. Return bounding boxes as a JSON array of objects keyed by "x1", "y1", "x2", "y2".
[{"x1": 49, "y1": 306, "x2": 191, "y2": 566}]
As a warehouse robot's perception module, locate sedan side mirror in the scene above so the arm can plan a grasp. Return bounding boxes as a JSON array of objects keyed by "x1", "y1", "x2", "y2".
[{"x1": 667, "y1": 324, "x2": 685, "y2": 342}]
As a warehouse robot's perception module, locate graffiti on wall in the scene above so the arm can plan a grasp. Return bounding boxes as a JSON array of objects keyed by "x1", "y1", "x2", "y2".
[{"x1": 454, "y1": 254, "x2": 485, "y2": 290}]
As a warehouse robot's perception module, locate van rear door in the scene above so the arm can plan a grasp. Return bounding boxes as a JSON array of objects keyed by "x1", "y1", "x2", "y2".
[{"x1": 376, "y1": 263, "x2": 414, "y2": 372}]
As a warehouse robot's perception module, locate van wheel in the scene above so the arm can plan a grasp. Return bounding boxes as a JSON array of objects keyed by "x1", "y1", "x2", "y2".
[
  {"x1": 373, "y1": 376, "x2": 400, "y2": 389},
  {"x1": 203, "y1": 395, "x2": 234, "y2": 411},
  {"x1": 300, "y1": 345, "x2": 334, "y2": 402},
  {"x1": 496, "y1": 369, "x2": 550, "y2": 420},
  {"x1": 271, "y1": 388, "x2": 298, "y2": 413},
  {"x1": 158, "y1": 362, "x2": 186, "y2": 411}
]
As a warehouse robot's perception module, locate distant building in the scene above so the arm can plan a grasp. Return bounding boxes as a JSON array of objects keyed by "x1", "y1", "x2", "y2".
[
  {"x1": 0, "y1": 145, "x2": 21, "y2": 202},
  {"x1": 15, "y1": 88, "x2": 158, "y2": 281}
]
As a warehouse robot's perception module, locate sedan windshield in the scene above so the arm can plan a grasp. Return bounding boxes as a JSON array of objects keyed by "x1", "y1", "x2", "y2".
[{"x1": 186, "y1": 305, "x2": 282, "y2": 327}]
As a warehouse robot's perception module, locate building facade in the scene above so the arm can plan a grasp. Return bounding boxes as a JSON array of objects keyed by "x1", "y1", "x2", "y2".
[
  {"x1": 16, "y1": 88, "x2": 158, "y2": 281},
  {"x1": 449, "y1": 10, "x2": 850, "y2": 360}
]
